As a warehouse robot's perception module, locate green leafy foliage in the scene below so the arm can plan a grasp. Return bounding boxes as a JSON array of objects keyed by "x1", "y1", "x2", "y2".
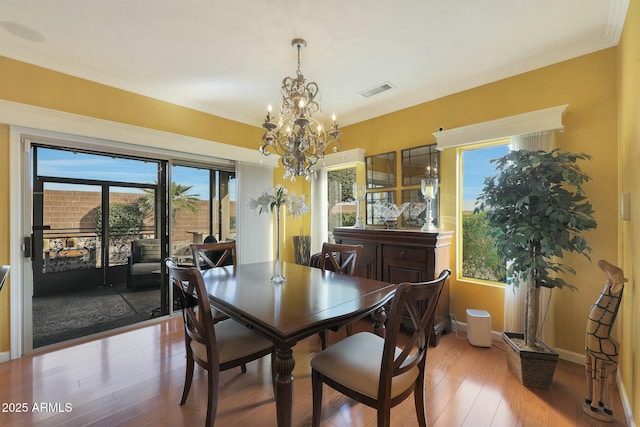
[
  {"x1": 462, "y1": 211, "x2": 506, "y2": 282},
  {"x1": 140, "y1": 182, "x2": 200, "y2": 220},
  {"x1": 328, "y1": 212, "x2": 356, "y2": 229},
  {"x1": 476, "y1": 149, "x2": 597, "y2": 291},
  {"x1": 95, "y1": 203, "x2": 144, "y2": 239},
  {"x1": 328, "y1": 168, "x2": 356, "y2": 202},
  {"x1": 476, "y1": 149, "x2": 597, "y2": 347},
  {"x1": 140, "y1": 182, "x2": 200, "y2": 225}
]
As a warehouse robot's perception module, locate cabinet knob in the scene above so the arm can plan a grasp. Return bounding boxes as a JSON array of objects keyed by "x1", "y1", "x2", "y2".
[{"x1": 400, "y1": 251, "x2": 406, "y2": 259}]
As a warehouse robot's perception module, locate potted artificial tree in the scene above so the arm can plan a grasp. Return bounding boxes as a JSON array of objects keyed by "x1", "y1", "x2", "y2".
[{"x1": 476, "y1": 149, "x2": 597, "y2": 389}]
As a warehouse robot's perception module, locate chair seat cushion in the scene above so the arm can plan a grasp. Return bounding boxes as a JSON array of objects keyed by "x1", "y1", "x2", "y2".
[
  {"x1": 191, "y1": 319, "x2": 272, "y2": 364},
  {"x1": 129, "y1": 262, "x2": 160, "y2": 275},
  {"x1": 310, "y1": 332, "x2": 419, "y2": 400}
]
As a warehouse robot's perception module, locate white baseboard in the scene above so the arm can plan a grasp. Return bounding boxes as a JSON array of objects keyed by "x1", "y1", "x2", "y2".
[
  {"x1": 452, "y1": 319, "x2": 635, "y2": 425},
  {"x1": 617, "y1": 371, "x2": 637, "y2": 427},
  {"x1": 451, "y1": 318, "x2": 585, "y2": 364},
  {"x1": 555, "y1": 347, "x2": 585, "y2": 365},
  {"x1": 0, "y1": 351, "x2": 10, "y2": 364}
]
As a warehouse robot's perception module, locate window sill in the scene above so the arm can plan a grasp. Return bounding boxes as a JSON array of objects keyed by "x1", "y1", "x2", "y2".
[{"x1": 456, "y1": 277, "x2": 505, "y2": 289}]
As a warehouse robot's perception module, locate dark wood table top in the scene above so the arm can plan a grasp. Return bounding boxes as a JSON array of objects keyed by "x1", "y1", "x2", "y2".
[
  {"x1": 200, "y1": 261, "x2": 396, "y2": 345},
  {"x1": 199, "y1": 261, "x2": 396, "y2": 426}
]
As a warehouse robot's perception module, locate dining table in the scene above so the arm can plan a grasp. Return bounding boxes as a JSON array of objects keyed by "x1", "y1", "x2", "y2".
[{"x1": 199, "y1": 260, "x2": 397, "y2": 427}]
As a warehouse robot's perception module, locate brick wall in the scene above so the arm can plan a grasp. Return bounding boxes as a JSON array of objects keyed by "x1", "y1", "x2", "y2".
[{"x1": 43, "y1": 189, "x2": 235, "y2": 242}]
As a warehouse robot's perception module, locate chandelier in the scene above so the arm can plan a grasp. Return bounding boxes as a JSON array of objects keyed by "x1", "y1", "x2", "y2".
[{"x1": 260, "y1": 38, "x2": 342, "y2": 181}]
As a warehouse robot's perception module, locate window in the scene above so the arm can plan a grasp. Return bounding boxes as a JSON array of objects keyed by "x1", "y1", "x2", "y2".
[
  {"x1": 327, "y1": 167, "x2": 356, "y2": 241},
  {"x1": 459, "y1": 141, "x2": 509, "y2": 282}
]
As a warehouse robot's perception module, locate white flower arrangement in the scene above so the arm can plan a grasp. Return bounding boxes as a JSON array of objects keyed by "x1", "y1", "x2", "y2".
[{"x1": 249, "y1": 184, "x2": 309, "y2": 218}]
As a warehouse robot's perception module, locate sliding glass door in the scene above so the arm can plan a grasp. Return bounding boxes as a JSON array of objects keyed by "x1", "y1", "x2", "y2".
[
  {"x1": 170, "y1": 165, "x2": 236, "y2": 265},
  {"x1": 31, "y1": 145, "x2": 167, "y2": 348}
]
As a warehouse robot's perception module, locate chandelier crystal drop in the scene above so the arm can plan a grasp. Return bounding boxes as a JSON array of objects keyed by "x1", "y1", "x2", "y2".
[{"x1": 260, "y1": 38, "x2": 342, "y2": 181}]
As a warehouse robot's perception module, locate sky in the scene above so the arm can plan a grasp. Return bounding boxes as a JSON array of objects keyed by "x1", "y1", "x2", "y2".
[
  {"x1": 462, "y1": 144, "x2": 509, "y2": 211},
  {"x1": 36, "y1": 147, "x2": 233, "y2": 200}
]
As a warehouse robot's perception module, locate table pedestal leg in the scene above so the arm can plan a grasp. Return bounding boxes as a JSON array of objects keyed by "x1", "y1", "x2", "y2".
[
  {"x1": 275, "y1": 345, "x2": 295, "y2": 427},
  {"x1": 372, "y1": 307, "x2": 388, "y2": 337}
]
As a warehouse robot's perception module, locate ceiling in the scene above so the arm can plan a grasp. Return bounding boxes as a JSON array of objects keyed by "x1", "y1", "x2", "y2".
[{"x1": 0, "y1": 0, "x2": 629, "y2": 128}]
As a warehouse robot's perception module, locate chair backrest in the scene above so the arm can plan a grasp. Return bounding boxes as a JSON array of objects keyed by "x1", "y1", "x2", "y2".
[
  {"x1": 378, "y1": 269, "x2": 451, "y2": 399},
  {"x1": 0, "y1": 265, "x2": 9, "y2": 293},
  {"x1": 166, "y1": 258, "x2": 218, "y2": 369},
  {"x1": 319, "y1": 243, "x2": 363, "y2": 275},
  {"x1": 191, "y1": 241, "x2": 236, "y2": 269}
]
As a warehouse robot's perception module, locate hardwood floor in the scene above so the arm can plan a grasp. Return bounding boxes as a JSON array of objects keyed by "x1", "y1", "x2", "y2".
[{"x1": 0, "y1": 317, "x2": 628, "y2": 427}]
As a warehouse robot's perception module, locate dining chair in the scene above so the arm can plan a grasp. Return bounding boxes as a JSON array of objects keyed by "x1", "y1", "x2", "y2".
[
  {"x1": 190, "y1": 241, "x2": 237, "y2": 324},
  {"x1": 317, "y1": 242, "x2": 363, "y2": 349},
  {"x1": 310, "y1": 269, "x2": 451, "y2": 427},
  {"x1": 166, "y1": 258, "x2": 275, "y2": 427},
  {"x1": 318, "y1": 242, "x2": 362, "y2": 275},
  {"x1": 191, "y1": 240, "x2": 236, "y2": 269}
]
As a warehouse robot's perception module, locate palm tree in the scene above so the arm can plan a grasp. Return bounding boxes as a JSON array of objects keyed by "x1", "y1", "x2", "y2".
[{"x1": 139, "y1": 182, "x2": 200, "y2": 226}]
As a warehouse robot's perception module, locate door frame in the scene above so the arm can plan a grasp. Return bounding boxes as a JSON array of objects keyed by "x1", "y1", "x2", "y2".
[
  {"x1": 24, "y1": 144, "x2": 170, "y2": 354},
  {"x1": 9, "y1": 133, "x2": 236, "y2": 358},
  {"x1": 5, "y1": 101, "x2": 271, "y2": 359}
]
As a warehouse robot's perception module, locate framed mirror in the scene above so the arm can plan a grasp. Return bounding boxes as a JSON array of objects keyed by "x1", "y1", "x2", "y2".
[
  {"x1": 402, "y1": 144, "x2": 439, "y2": 185},
  {"x1": 366, "y1": 152, "x2": 396, "y2": 189},
  {"x1": 366, "y1": 190, "x2": 396, "y2": 225},
  {"x1": 401, "y1": 189, "x2": 438, "y2": 228}
]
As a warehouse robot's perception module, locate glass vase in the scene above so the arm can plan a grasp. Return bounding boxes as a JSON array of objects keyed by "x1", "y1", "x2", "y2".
[
  {"x1": 421, "y1": 177, "x2": 439, "y2": 232},
  {"x1": 271, "y1": 205, "x2": 286, "y2": 284},
  {"x1": 353, "y1": 183, "x2": 366, "y2": 229}
]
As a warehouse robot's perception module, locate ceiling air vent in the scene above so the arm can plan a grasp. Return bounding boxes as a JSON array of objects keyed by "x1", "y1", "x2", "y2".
[{"x1": 359, "y1": 82, "x2": 395, "y2": 98}]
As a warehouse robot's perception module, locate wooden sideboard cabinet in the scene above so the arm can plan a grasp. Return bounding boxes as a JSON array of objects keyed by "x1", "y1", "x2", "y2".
[{"x1": 333, "y1": 227, "x2": 453, "y2": 346}]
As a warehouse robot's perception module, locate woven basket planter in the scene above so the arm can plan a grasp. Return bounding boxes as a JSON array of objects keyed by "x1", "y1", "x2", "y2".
[{"x1": 502, "y1": 332, "x2": 559, "y2": 389}]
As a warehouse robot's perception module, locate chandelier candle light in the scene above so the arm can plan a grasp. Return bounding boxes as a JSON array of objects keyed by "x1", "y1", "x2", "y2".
[
  {"x1": 260, "y1": 38, "x2": 342, "y2": 181},
  {"x1": 249, "y1": 185, "x2": 309, "y2": 284}
]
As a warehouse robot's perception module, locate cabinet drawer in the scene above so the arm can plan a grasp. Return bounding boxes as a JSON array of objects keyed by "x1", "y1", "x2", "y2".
[{"x1": 382, "y1": 245, "x2": 426, "y2": 263}]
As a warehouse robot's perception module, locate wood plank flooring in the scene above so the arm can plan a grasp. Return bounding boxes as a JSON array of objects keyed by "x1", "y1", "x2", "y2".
[{"x1": 0, "y1": 317, "x2": 628, "y2": 426}]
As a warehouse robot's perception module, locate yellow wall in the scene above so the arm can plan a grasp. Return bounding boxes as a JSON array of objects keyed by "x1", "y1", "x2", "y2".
[
  {"x1": 341, "y1": 47, "x2": 619, "y2": 356},
  {"x1": 0, "y1": 25, "x2": 636, "y2": 422},
  {"x1": 0, "y1": 57, "x2": 262, "y2": 149},
  {"x1": 0, "y1": 57, "x2": 264, "y2": 353},
  {"x1": 618, "y1": 0, "x2": 639, "y2": 422},
  {"x1": 0, "y1": 50, "x2": 619, "y2": 354},
  {"x1": 274, "y1": 176, "x2": 311, "y2": 262}
]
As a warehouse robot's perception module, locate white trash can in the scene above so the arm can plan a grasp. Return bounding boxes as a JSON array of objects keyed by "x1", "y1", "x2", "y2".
[{"x1": 466, "y1": 309, "x2": 492, "y2": 347}]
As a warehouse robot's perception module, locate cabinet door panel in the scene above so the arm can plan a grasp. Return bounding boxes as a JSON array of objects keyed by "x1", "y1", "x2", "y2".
[
  {"x1": 384, "y1": 264, "x2": 422, "y2": 284},
  {"x1": 382, "y1": 245, "x2": 427, "y2": 283},
  {"x1": 357, "y1": 252, "x2": 377, "y2": 279}
]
